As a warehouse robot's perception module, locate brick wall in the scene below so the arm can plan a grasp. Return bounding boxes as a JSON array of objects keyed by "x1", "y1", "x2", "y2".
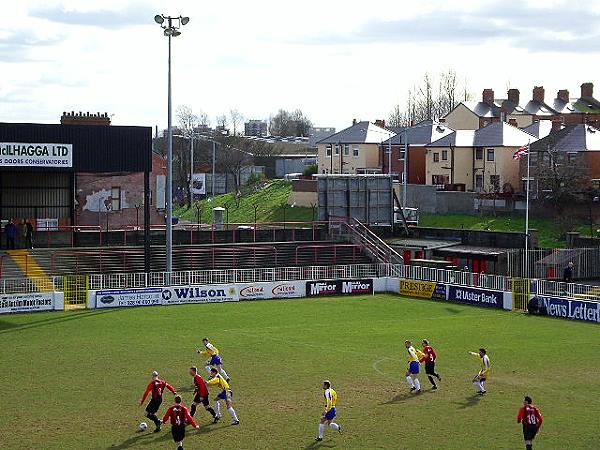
[{"x1": 75, "y1": 153, "x2": 166, "y2": 229}]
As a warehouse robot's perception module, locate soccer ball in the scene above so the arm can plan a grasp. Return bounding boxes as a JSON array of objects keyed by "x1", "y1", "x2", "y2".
[{"x1": 139, "y1": 422, "x2": 148, "y2": 431}]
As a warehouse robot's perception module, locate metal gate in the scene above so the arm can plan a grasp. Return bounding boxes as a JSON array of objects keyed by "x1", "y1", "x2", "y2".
[
  {"x1": 63, "y1": 275, "x2": 89, "y2": 308},
  {"x1": 511, "y1": 277, "x2": 531, "y2": 311}
]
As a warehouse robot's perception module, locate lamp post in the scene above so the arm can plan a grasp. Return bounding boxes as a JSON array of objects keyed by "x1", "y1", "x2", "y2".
[{"x1": 155, "y1": 13, "x2": 189, "y2": 274}]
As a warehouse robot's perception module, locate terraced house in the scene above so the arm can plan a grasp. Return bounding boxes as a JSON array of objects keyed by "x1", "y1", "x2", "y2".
[
  {"x1": 426, "y1": 121, "x2": 537, "y2": 192},
  {"x1": 316, "y1": 120, "x2": 394, "y2": 174},
  {"x1": 444, "y1": 83, "x2": 600, "y2": 131}
]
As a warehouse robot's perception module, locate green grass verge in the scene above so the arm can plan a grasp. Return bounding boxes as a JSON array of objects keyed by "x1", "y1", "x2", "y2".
[
  {"x1": 418, "y1": 213, "x2": 571, "y2": 248},
  {"x1": 0, "y1": 295, "x2": 598, "y2": 449},
  {"x1": 174, "y1": 179, "x2": 313, "y2": 224}
]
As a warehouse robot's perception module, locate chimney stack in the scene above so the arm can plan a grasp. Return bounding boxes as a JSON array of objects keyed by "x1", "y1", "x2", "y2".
[
  {"x1": 557, "y1": 89, "x2": 570, "y2": 103},
  {"x1": 551, "y1": 120, "x2": 562, "y2": 132},
  {"x1": 533, "y1": 86, "x2": 545, "y2": 103},
  {"x1": 374, "y1": 119, "x2": 386, "y2": 129},
  {"x1": 60, "y1": 111, "x2": 111, "y2": 126},
  {"x1": 352, "y1": 119, "x2": 357, "y2": 126},
  {"x1": 482, "y1": 88, "x2": 495, "y2": 105},
  {"x1": 508, "y1": 118, "x2": 518, "y2": 127},
  {"x1": 581, "y1": 82, "x2": 594, "y2": 98},
  {"x1": 507, "y1": 89, "x2": 520, "y2": 105}
]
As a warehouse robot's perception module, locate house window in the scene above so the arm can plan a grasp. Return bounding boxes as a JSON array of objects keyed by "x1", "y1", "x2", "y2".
[
  {"x1": 433, "y1": 152, "x2": 440, "y2": 162},
  {"x1": 325, "y1": 145, "x2": 331, "y2": 157},
  {"x1": 432, "y1": 174, "x2": 450, "y2": 188},
  {"x1": 490, "y1": 175, "x2": 500, "y2": 192},
  {"x1": 592, "y1": 179, "x2": 600, "y2": 190},
  {"x1": 353, "y1": 146, "x2": 359, "y2": 157},
  {"x1": 442, "y1": 150, "x2": 448, "y2": 161},
  {"x1": 149, "y1": 190, "x2": 153, "y2": 206},
  {"x1": 322, "y1": 169, "x2": 327, "y2": 174},
  {"x1": 344, "y1": 144, "x2": 350, "y2": 156},
  {"x1": 567, "y1": 153, "x2": 576, "y2": 163},
  {"x1": 487, "y1": 148, "x2": 495, "y2": 162},
  {"x1": 475, "y1": 148, "x2": 483, "y2": 160},
  {"x1": 111, "y1": 187, "x2": 121, "y2": 211},
  {"x1": 475, "y1": 174, "x2": 483, "y2": 189},
  {"x1": 334, "y1": 145, "x2": 340, "y2": 155}
]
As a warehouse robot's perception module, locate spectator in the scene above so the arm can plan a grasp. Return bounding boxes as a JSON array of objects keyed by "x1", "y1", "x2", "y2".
[
  {"x1": 4, "y1": 220, "x2": 17, "y2": 249},
  {"x1": 25, "y1": 220, "x2": 34, "y2": 249},
  {"x1": 563, "y1": 261, "x2": 574, "y2": 283}
]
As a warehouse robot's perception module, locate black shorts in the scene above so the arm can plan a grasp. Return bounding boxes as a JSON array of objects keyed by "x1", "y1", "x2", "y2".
[
  {"x1": 523, "y1": 425, "x2": 538, "y2": 441},
  {"x1": 194, "y1": 394, "x2": 209, "y2": 406},
  {"x1": 171, "y1": 425, "x2": 186, "y2": 442},
  {"x1": 146, "y1": 397, "x2": 162, "y2": 415},
  {"x1": 425, "y1": 361, "x2": 436, "y2": 375}
]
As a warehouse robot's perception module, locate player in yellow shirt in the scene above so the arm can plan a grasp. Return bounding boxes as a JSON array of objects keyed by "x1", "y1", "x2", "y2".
[
  {"x1": 469, "y1": 348, "x2": 491, "y2": 395},
  {"x1": 405, "y1": 340, "x2": 425, "y2": 393},
  {"x1": 197, "y1": 338, "x2": 231, "y2": 382},
  {"x1": 207, "y1": 368, "x2": 239, "y2": 425},
  {"x1": 316, "y1": 380, "x2": 342, "y2": 442}
]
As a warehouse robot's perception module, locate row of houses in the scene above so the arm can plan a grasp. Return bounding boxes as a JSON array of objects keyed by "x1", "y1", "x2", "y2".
[{"x1": 316, "y1": 82, "x2": 600, "y2": 194}]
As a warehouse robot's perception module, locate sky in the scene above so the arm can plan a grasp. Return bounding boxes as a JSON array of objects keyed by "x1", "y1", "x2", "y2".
[{"x1": 2, "y1": 0, "x2": 600, "y2": 131}]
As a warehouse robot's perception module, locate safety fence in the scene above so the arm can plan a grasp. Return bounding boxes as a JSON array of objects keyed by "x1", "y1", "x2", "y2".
[
  {"x1": 507, "y1": 247, "x2": 600, "y2": 280},
  {"x1": 3, "y1": 262, "x2": 600, "y2": 303}
]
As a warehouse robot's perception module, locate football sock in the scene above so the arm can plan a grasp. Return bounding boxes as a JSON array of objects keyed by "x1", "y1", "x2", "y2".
[
  {"x1": 148, "y1": 414, "x2": 160, "y2": 427},
  {"x1": 228, "y1": 407, "x2": 239, "y2": 421},
  {"x1": 526, "y1": 445, "x2": 532, "y2": 450},
  {"x1": 329, "y1": 423, "x2": 340, "y2": 431},
  {"x1": 479, "y1": 381, "x2": 485, "y2": 392},
  {"x1": 414, "y1": 379, "x2": 421, "y2": 391},
  {"x1": 406, "y1": 376, "x2": 415, "y2": 387},
  {"x1": 190, "y1": 404, "x2": 197, "y2": 416},
  {"x1": 220, "y1": 368, "x2": 230, "y2": 379},
  {"x1": 318, "y1": 423, "x2": 325, "y2": 438},
  {"x1": 206, "y1": 407, "x2": 216, "y2": 418},
  {"x1": 428, "y1": 375, "x2": 437, "y2": 387},
  {"x1": 214, "y1": 401, "x2": 222, "y2": 417}
]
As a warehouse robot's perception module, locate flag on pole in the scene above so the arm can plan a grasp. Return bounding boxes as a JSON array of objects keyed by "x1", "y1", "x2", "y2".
[{"x1": 513, "y1": 144, "x2": 529, "y2": 160}]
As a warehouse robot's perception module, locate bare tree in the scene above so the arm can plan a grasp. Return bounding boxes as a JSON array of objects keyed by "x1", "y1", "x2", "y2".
[
  {"x1": 197, "y1": 111, "x2": 210, "y2": 128},
  {"x1": 389, "y1": 70, "x2": 471, "y2": 126},
  {"x1": 269, "y1": 109, "x2": 312, "y2": 136},
  {"x1": 176, "y1": 105, "x2": 198, "y2": 137},
  {"x1": 229, "y1": 109, "x2": 243, "y2": 136},
  {"x1": 216, "y1": 114, "x2": 228, "y2": 132}
]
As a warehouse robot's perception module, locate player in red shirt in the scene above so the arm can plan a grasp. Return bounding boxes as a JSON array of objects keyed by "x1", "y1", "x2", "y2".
[
  {"x1": 517, "y1": 396, "x2": 543, "y2": 450},
  {"x1": 139, "y1": 370, "x2": 177, "y2": 432},
  {"x1": 163, "y1": 395, "x2": 199, "y2": 450},
  {"x1": 189, "y1": 366, "x2": 218, "y2": 422},
  {"x1": 420, "y1": 339, "x2": 441, "y2": 390}
]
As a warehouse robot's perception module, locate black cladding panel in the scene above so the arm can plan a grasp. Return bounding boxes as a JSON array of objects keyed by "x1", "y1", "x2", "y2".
[{"x1": 0, "y1": 122, "x2": 152, "y2": 173}]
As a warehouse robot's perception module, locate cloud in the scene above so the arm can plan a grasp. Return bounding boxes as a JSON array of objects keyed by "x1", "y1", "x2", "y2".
[
  {"x1": 29, "y1": 4, "x2": 155, "y2": 29},
  {"x1": 0, "y1": 32, "x2": 63, "y2": 62},
  {"x1": 300, "y1": 1, "x2": 600, "y2": 53}
]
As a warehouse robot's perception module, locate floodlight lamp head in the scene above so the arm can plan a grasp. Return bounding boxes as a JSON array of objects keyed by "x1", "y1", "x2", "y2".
[
  {"x1": 180, "y1": 16, "x2": 190, "y2": 25},
  {"x1": 154, "y1": 14, "x2": 165, "y2": 25}
]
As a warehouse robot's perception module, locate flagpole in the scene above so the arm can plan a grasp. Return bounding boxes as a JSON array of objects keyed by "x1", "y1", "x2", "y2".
[{"x1": 524, "y1": 141, "x2": 531, "y2": 278}]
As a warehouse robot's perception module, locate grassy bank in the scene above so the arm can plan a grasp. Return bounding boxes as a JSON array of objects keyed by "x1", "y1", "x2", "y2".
[
  {"x1": 418, "y1": 213, "x2": 568, "y2": 248},
  {"x1": 174, "y1": 179, "x2": 314, "y2": 224}
]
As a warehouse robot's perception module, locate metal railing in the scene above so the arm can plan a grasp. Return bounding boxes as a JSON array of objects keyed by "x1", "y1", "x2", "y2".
[
  {"x1": 507, "y1": 247, "x2": 600, "y2": 279},
  {"x1": 329, "y1": 216, "x2": 404, "y2": 266},
  {"x1": 401, "y1": 265, "x2": 512, "y2": 292},
  {"x1": 89, "y1": 263, "x2": 383, "y2": 290}
]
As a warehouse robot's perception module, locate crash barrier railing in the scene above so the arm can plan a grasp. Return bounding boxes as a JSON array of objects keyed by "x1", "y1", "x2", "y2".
[
  {"x1": 122, "y1": 221, "x2": 329, "y2": 246},
  {"x1": 0, "y1": 243, "x2": 369, "y2": 278},
  {"x1": 328, "y1": 216, "x2": 404, "y2": 267}
]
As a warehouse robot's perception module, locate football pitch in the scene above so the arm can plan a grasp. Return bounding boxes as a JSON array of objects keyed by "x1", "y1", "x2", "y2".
[{"x1": 0, "y1": 294, "x2": 598, "y2": 449}]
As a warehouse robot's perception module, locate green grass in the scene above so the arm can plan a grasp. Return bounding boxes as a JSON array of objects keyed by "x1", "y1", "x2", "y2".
[
  {"x1": 0, "y1": 295, "x2": 598, "y2": 449},
  {"x1": 419, "y1": 213, "x2": 572, "y2": 248},
  {"x1": 174, "y1": 179, "x2": 313, "y2": 224}
]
